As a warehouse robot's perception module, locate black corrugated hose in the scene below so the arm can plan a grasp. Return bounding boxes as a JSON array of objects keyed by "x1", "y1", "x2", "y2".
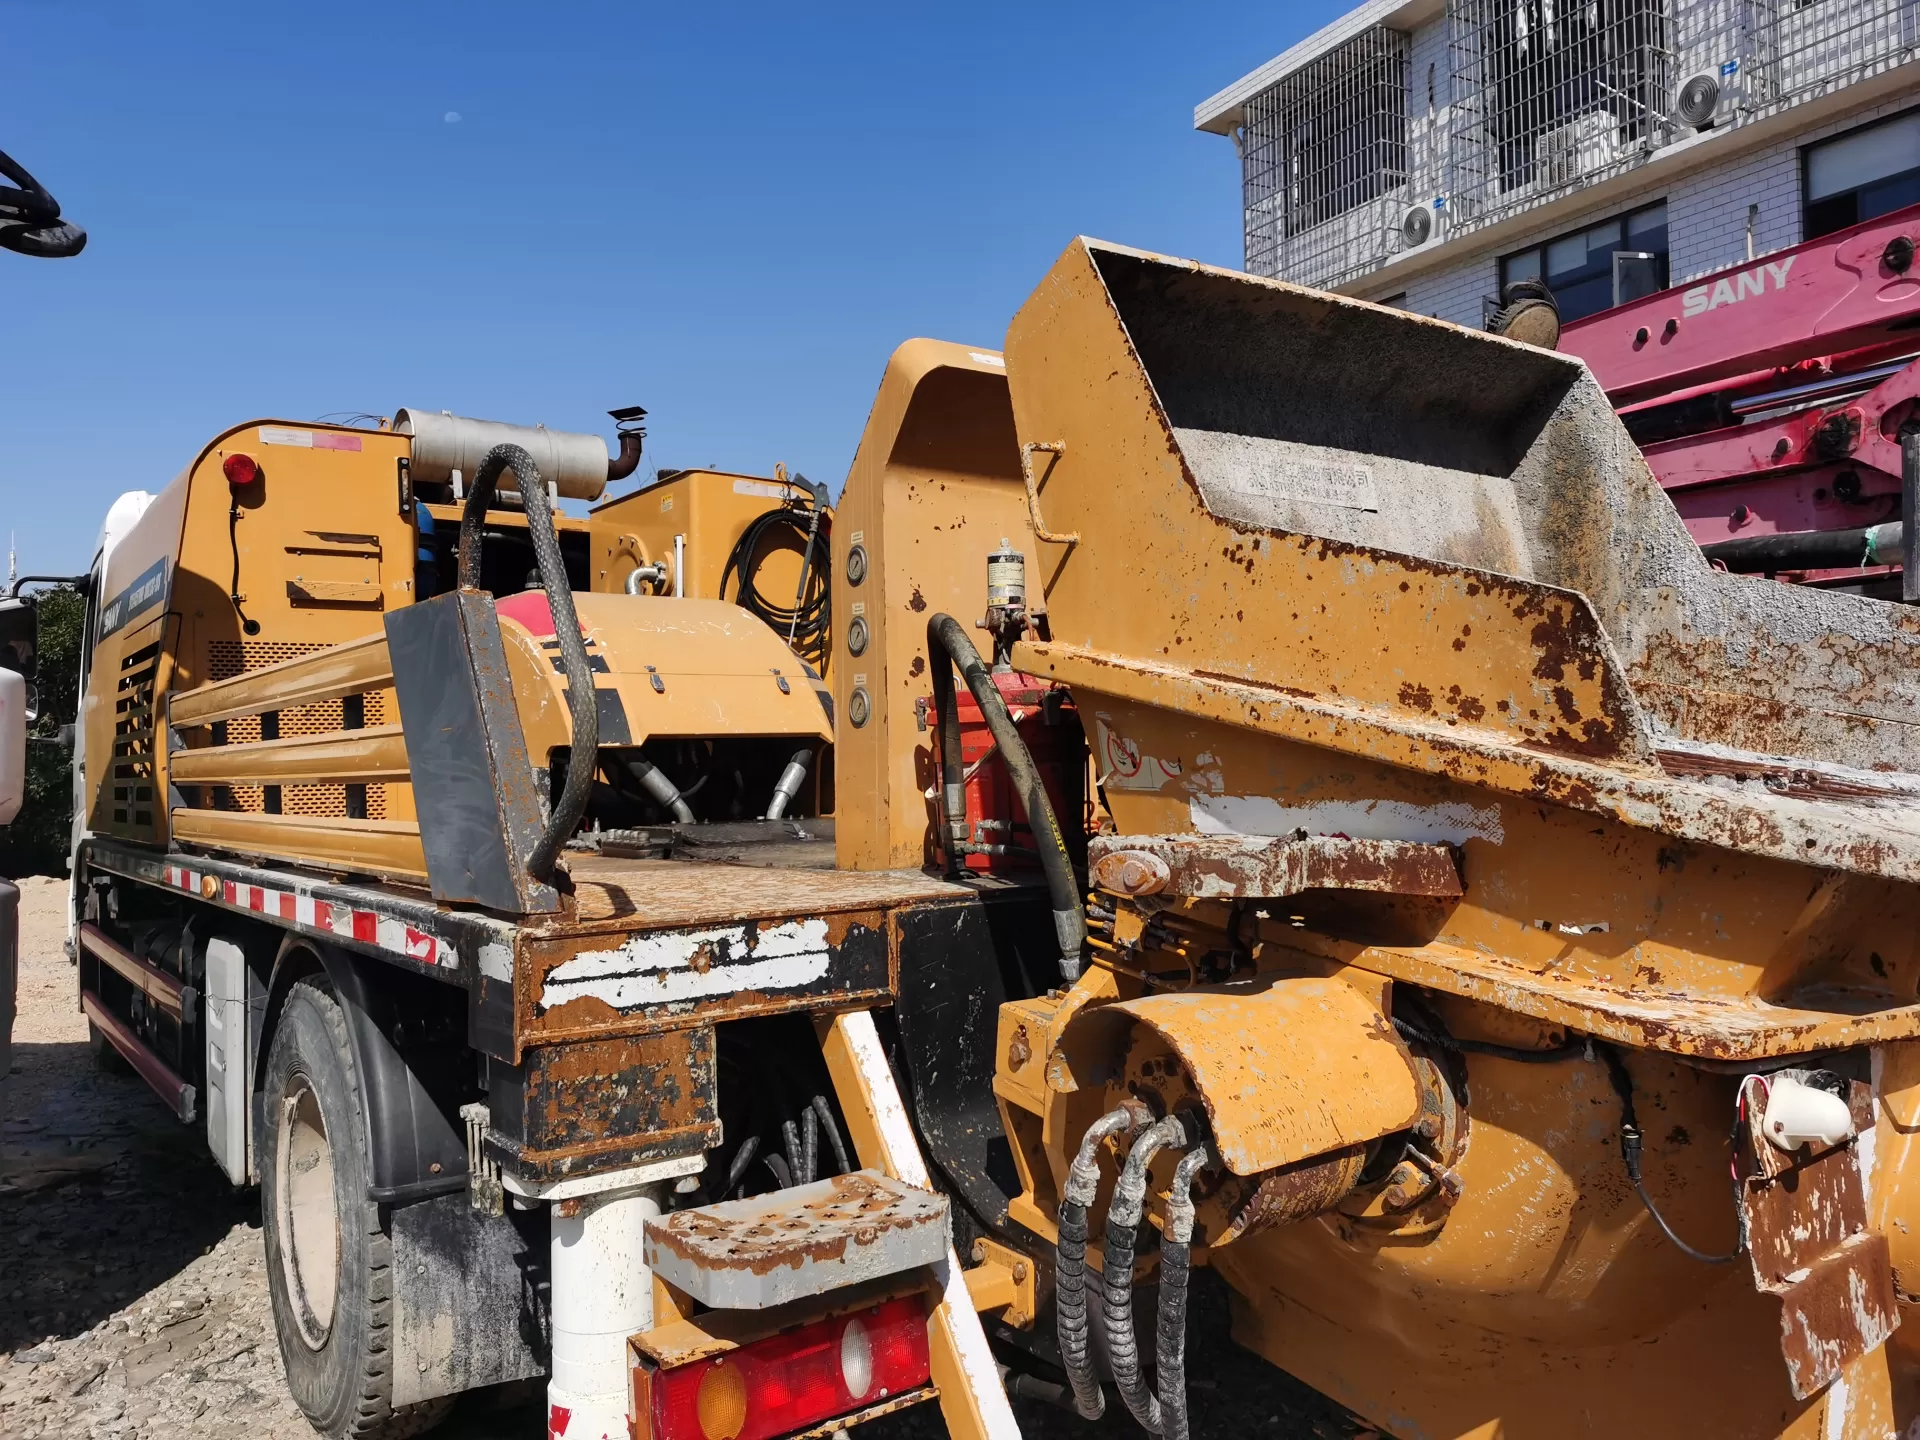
[
  {"x1": 1057, "y1": 1103, "x2": 1150, "y2": 1420},
  {"x1": 457, "y1": 444, "x2": 598, "y2": 884},
  {"x1": 1156, "y1": 1141, "x2": 1214, "y2": 1440},
  {"x1": 926, "y1": 613, "x2": 1084, "y2": 981},
  {"x1": 1103, "y1": 1113, "x2": 1195, "y2": 1434}
]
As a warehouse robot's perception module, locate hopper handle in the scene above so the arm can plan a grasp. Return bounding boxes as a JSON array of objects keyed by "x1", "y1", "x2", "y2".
[{"x1": 1019, "y1": 441, "x2": 1081, "y2": 546}]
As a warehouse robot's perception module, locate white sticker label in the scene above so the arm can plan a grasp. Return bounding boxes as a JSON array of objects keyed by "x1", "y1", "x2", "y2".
[
  {"x1": 259, "y1": 427, "x2": 314, "y2": 448},
  {"x1": 850, "y1": 601, "x2": 866, "y2": 616},
  {"x1": 660, "y1": 496, "x2": 673, "y2": 511},
  {"x1": 1253, "y1": 459, "x2": 1378, "y2": 512},
  {"x1": 968, "y1": 351, "x2": 1006, "y2": 368},
  {"x1": 733, "y1": 479, "x2": 792, "y2": 499},
  {"x1": 849, "y1": 530, "x2": 864, "y2": 544}
]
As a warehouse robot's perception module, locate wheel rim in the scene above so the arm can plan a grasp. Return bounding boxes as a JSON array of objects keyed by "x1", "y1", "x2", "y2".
[{"x1": 276, "y1": 1072, "x2": 340, "y2": 1349}]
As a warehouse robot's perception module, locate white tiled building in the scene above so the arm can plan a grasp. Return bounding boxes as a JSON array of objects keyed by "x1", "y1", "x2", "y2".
[{"x1": 1197, "y1": 0, "x2": 1920, "y2": 329}]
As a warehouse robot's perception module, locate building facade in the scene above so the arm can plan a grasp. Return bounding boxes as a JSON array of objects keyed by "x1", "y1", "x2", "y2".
[{"x1": 1197, "y1": 0, "x2": 1920, "y2": 327}]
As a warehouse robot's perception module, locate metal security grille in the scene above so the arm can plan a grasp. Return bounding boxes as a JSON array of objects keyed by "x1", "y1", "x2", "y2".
[
  {"x1": 1241, "y1": 26, "x2": 1410, "y2": 287},
  {"x1": 1748, "y1": 0, "x2": 1918, "y2": 112},
  {"x1": 1447, "y1": 0, "x2": 1672, "y2": 232}
]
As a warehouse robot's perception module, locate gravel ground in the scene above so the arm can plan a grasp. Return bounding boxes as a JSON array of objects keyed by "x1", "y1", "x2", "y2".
[{"x1": 0, "y1": 874, "x2": 1348, "y2": 1439}]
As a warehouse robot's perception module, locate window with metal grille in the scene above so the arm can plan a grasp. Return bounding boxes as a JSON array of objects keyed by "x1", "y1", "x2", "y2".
[
  {"x1": 1448, "y1": 0, "x2": 1671, "y2": 228},
  {"x1": 1241, "y1": 26, "x2": 1410, "y2": 287}
]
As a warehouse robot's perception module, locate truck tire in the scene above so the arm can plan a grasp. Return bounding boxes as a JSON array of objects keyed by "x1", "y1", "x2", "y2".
[{"x1": 261, "y1": 975, "x2": 452, "y2": 1439}]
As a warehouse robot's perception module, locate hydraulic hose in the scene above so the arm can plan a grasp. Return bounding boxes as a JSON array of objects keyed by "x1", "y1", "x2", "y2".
[
  {"x1": 627, "y1": 754, "x2": 695, "y2": 824},
  {"x1": 1056, "y1": 1101, "x2": 1151, "y2": 1421},
  {"x1": 1103, "y1": 1112, "x2": 1197, "y2": 1435},
  {"x1": 458, "y1": 444, "x2": 598, "y2": 884},
  {"x1": 926, "y1": 613, "x2": 1085, "y2": 981},
  {"x1": 763, "y1": 747, "x2": 813, "y2": 820},
  {"x1": 1156, "y1": 1142, "x2": 1214, "y2": 1440}
]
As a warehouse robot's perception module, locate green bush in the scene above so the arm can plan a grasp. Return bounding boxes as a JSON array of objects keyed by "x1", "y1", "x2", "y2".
[{"x1": 1, "y1": 586, "x2": 83, "y2": 879}]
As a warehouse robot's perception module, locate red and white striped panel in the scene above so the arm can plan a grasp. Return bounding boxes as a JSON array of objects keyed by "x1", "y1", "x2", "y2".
[{"x1": 159, "y1": 862, "x2": 457, "y2": 969}]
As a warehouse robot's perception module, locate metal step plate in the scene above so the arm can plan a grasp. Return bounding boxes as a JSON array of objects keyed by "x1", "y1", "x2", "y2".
[{"x1": 645, "y1": 1169, "x2": 950, "y2": 1310}]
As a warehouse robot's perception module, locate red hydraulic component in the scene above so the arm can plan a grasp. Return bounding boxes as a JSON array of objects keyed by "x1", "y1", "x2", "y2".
[{"x1": 927, "y1": 671, "x2": 1083, "y2": 877}]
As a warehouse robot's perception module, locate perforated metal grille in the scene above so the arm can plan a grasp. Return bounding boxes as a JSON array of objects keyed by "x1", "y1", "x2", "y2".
[
  {"x1": 1447, "y1": 0, "x2": 1672, "y2": 234},
  {"x1": 1241, "y1": 25, "x2": 1411, "y2": 287},
  {"x1": 203, "y1": 640, "x2": 388, "y2": 819},
  {"x1": 112, "y1": 643, "x2": 160, "y2": 829}
]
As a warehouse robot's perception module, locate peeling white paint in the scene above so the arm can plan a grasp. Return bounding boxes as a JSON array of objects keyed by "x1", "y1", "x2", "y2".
[
  {"x1": 1189, "y1": 794, "x2": 1505, "y2": 845},
  {"x1": 540, "y1": 918, "x2": 831, "y2": 1011},
  {"x1": 478, "y1": 942, "x2": 513, "y2": 983}
]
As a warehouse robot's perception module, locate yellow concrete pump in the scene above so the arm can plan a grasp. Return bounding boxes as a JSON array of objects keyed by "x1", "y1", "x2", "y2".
[{"x1": 56, "y1": 233, "x2": 1920, "y2": 1440}]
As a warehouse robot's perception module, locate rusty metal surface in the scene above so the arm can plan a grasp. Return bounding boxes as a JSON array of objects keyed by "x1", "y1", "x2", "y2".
[
  {"x1": 523, "y1": 906, "x2": 893, "y2": 1046},
  {"x1": 1222, "y1": 1145, "x2": 1366, "y2": 1242},
  {"x1": 486, "y1": 1029, "x2": 718, "y2": 1183},
  {"x1": 645, "y1": 1170, "x2": 949, "y2": 1310},
  {"x1": 1324, "y1": 937, "x2": 1920, "y2": 1060},
  {"x1": 1089, "y1": 831, "x2": 1461, "y2": 900},
  {"x1": 1736, "y1": 1076, "x2": 1901, "y2": 1399},
  {"x1": 557, "y1": 855, "x2": 967, "y2": 934},
  {"x1": 1023, "y1": 640, "x2": 1920, "y2": 887},
  {"x1": 1088, "y1": 976, "x2": 1420, "y2": 1176}
]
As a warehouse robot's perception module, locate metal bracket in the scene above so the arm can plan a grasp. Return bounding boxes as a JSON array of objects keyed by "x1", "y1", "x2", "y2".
[
  {"x1": 965, "y1": 1237, "x2": 1037, "y2": 1329},
  {"x1": 1018, "y1": 441, "x2": 1080, "y2": 546},
  {"x1": 461, "y1": 1101, "x2": 503, "y2": 1216}
]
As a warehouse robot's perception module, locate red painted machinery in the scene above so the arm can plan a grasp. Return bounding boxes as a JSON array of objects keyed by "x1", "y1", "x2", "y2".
[
  {"x1": 928, "y1": 671, "x2": 1083, "y2": 877},
  {"x1": 1558, "y1": 201, "x2": 1920, "y2": 598}
]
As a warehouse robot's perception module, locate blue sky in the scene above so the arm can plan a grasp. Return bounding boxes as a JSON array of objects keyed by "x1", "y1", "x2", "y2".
[{"x1": 3, "y1": 1, "x2": 1341, "y2": 573}]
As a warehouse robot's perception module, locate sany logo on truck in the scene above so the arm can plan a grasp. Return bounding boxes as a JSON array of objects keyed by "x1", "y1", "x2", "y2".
[{"x1": 1681, "y1": 256, "x2": 1796, "y2": 317}]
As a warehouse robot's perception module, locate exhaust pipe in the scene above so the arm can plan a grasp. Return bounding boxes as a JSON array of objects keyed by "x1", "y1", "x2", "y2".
[{"x1": 396, "y1": 405, "x2": 646, "y2": 500}]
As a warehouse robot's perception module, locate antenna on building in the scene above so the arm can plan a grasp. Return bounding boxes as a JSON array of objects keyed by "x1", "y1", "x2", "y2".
[{"x1": 7, "y1": 533, "x2": 14, "y2": 589}]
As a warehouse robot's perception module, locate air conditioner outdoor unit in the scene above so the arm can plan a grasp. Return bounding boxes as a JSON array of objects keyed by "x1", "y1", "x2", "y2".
[
  {"x1": 1398, "y1": 197, "x2": 1445, "y2": 253},
  {"x1": 1674, "y1": 61, "x2": 1739, "y2": 131},
  {"x1": 1535, "y1": 112, "x2": 1618, "y2": 190}
]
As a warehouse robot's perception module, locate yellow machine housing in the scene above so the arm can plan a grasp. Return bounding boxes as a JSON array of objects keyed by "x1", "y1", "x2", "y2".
[
  {"x1": 82, "y1": 417, "x2": 834, "y2": 883},
  {"x1": 834, "y1": 239, "x2": 1920, "y2": 1439}
]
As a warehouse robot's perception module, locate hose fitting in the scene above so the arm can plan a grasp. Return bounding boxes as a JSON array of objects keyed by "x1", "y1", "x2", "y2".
[
  {"x1": 763, "y1": 747, "x2": 813, "y2": 820},
  {"x1": 1104, "y1": 1112, "x2": 1201, "y2": 1435},
  {"x1": 626, "y1": 754, "x2": 695, "y2": 825},
  {"x1": 1056, "y1": 1102, "x2": 1152, "y2": 1420}
]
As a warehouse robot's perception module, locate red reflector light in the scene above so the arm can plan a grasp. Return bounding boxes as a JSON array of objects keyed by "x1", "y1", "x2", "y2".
[
  {"x1": 223, "y1": 453, "x2": 259, "y2": 487},
  {"x1": 649, "y1": 1295, "x2": 930, "y2": 1440}
]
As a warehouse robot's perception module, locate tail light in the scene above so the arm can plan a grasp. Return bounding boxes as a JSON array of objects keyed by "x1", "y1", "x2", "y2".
[
  {"x1": 647, "y1": 1294, "x2": 930, "y2": 1440},
  {"x1": 223, "y1": 453, "x2": 260, "y2": 487}
]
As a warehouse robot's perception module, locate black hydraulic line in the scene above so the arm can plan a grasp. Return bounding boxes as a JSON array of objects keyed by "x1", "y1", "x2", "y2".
[
  {"x1": 927, "y1": 613, "x2": 1085, "y2": 982},
  {"x1": 1902, "y1": 426, "x2": 1919, "y2": 604},
  {"x1": 459, "y1": 444, "x2": 597, "y2": 885},
  {"x1": 1601, "y1": 1046, "x2": 1743, "y2": 1265},
  {"x1": 811, "y1": 1094, "x2": 850, "y2": 1176},
  {"x1": 1057, "y1": 1102, "x2": 1150, "y2": 1421},
  {"x1": 724, "y1": 1135, "x2": 761, "y2": 1198},
  {"x1": 1700, "y1": 522, "x2": 1900, "y2": 573},
  {"x1": 1391, "y1": 1013, "x2": 1585, "y2": 1064},
  {"x1": 1156, "y1": 1142, "x2": 1213, "y2": 1440},
  {"x1": 720, "y1": 498, "x2": 832, "y2": 669},
  {"x1": 1103, "y1": 1113, "x2": 1194, "y2": 1435},
  {"x1": 227, "y1": 498, "x2": 261, "y2": 636}
]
